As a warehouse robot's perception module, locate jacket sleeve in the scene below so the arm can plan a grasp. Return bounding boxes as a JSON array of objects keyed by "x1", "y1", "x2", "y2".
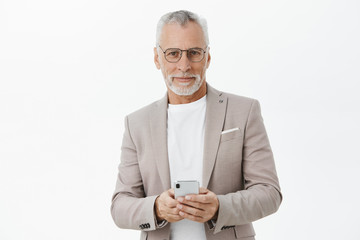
[
  {"x1": 214, "y1": 99, "x2": 282, "y2": 234},
  {"x1": 110, "y1": 116, "x2": 158, "y2": 231}
]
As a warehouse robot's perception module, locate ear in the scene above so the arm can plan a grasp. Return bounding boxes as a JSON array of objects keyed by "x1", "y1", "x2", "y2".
[
  {"x1": 154, "y1": 47, "x2": 161, "y2": 70},
  {"x1": 206, "y1": 47, "x2": 211, "y2": 69}
]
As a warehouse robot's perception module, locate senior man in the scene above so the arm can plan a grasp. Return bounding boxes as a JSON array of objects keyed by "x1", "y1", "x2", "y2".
[{"x1": 111, "y1": 10, "x2": 282, "y2": 240}]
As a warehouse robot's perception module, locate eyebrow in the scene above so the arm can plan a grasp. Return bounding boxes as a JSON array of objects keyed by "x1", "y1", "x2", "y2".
[{"x1": 165, "y1": 46, "x2": 204, "y2": 50}]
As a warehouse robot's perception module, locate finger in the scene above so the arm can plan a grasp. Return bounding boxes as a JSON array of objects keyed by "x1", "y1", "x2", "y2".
[
  {"x1": 168, "y1": 188, "x2": 175, "y2": 197},
  {"x1": 178, "y1": 200, "x2": 205, "y2": 210},
  {"x1": 179, "y1": 210, "x2": 205, "y2": 223},
  {"x1": 168, "y1": 206, "x2": 182, "y2": 215},
  {"x1": 160, "y1": 198, "x2": 180, "y2": 210},
  {"x1": 183, "y1": 194, "x2": 212, "y2": 204},
  {"x1": 160, "y1": 199, "x2": 184, "y2": 213},
  {"x1": 167, "y1": 214, "x2": 184, "y2": 223},
  {"x1": 167, "y1": 212, "x2": 184, "y2": 219},
  {"x1": 162, "y1": 192, "x2": 179, "y2": 206},
  {"x1": 160, "y1": 208, "x2": 184, "y2": 222},
  {"x1": 199, "y1": 187, "x2": 208, "y2": 194},
  {"x1": 165, "y1": 197, "x2": 180, "y2": 208},
  {"x1": 177, "y1": 203, "x2": 205, "y2": 217}
]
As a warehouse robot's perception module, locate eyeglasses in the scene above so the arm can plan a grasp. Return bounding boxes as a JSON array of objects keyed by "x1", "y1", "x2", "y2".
[{"x1": 158, "y1": 45, "x2": 207, "y2": 63}]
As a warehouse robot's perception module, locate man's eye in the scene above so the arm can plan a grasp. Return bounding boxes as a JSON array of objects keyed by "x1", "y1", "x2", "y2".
[
  {"x1": 167, "y1": 51, "x2": 179, "y2": 57},
  {"x1": 189, "y1": 50, "x2": 201, "y2": 56}
]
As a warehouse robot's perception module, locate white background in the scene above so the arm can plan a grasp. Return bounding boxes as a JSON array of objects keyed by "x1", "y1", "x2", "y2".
[{"x1": 1, "y1": 0, "x2": 359, "y2": 239}]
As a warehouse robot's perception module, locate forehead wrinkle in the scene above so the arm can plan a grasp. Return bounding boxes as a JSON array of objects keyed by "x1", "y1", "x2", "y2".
[{"x1": 159, "y1": 22, "x2": 206, "y2": 50}]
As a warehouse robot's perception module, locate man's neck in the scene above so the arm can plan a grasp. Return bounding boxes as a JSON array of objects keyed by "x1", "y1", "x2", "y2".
[{"x1": 167, "y1": 82, "x2": 207, "y2": 104}]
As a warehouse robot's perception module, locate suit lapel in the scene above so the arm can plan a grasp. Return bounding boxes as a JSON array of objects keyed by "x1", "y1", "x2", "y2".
[
  {"x1": 202, "y1": 84, "x2": 227, "y2": 188},
  {"x1": 149, "y1": 84, "x2": 227, "y2": 190},
  {"x1": 150, "y1": 94, "x2": 171, "y2": 191}
]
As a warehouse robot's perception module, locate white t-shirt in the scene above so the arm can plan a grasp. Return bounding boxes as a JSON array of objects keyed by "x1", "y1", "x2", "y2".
[{"x1": 167, "y1": 95, "x2": 207, "y2": 240}]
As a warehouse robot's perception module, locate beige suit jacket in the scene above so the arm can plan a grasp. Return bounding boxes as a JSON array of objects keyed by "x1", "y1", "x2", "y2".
[{"x1": 111, "y1": 84, "x2": 282, "y2": 240}]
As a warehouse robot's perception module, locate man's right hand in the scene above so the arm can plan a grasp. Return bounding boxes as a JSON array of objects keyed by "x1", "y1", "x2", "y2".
[{"x1": 155, "y1": 189, "x2": 184, "y2": 223}]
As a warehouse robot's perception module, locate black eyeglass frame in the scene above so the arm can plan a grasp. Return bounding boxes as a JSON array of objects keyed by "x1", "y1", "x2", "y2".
[{"x1": 158, "y1": 45, "x2": 208, "y2": 63}]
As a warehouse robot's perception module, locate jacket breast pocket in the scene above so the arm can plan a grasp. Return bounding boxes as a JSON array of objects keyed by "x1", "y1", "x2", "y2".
[{"x1": 220, "y1": 128, "x2": 242, "y2": 142}]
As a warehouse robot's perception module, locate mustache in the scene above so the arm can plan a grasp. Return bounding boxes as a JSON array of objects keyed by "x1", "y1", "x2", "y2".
[{"x1": 169, "y1": 73, "x2": 199, "y2": 78}]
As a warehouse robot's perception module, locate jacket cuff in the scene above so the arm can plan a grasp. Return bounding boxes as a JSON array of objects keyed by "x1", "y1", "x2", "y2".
[
  {"x1": 213, "y1": 195, "x2": 230, "y2": 234},
  {"x1": 207, "y1": 219, "x2": 217, "y2": 230},
  {"x1": 137, "y1": 195, "x2": 159, "y2": 231},
  {"x1": 155, "y1": 218, "x2": 168, "y2": 228}
]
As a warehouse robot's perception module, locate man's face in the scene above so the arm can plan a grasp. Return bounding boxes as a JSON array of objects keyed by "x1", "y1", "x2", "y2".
[{"x1": 154, "y1": 22, "x2": 211, "y2": 96}]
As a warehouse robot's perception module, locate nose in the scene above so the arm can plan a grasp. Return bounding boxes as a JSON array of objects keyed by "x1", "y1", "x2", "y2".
[{"x1": 176, "y1": 52, "x2": 191, "y2": 72}]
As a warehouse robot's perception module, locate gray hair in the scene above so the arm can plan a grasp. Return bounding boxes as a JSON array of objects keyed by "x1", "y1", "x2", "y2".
[{"x1": 156, "y1": 10, "x2": 209, "y2": 46}]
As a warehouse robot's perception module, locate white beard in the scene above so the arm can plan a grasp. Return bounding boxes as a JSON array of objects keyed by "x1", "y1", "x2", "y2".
[{"x1": 165, "y1": 73, "x2": 204, "y2": 96}]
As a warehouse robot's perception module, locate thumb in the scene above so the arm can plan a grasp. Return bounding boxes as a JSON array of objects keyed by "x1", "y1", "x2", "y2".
[
  {"x1": 168, "y1": 188, "x2": 175, "y2": 197},
  {"x1": 199, "y1": 187, "x2": 209, "y2": 194}
]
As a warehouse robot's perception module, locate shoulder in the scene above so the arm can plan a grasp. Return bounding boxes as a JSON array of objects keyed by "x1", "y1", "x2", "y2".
[
  {"x1": 223, "y1": 92, "x2": 261, "y2": 121},
  {"x1": 127, "y1": 101, "x2": 156, "y2": 120},
  {"x1": 208, "y1": 84, "x2": 258, "y2": 110},
  {"x1": 224, "y1": 92, "x2": 257, "y2": 105},
  {"x1": 126, "y1": 101, "x2": 159, "y2": 122},
  {"x1": 124, "y1": 94, "x2": 167, "y2": 126}
]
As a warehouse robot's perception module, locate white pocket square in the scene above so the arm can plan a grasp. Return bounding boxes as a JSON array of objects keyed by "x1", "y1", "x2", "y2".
[{"x1": 221, "y1": 127, "x2": 239, "y2": 134}]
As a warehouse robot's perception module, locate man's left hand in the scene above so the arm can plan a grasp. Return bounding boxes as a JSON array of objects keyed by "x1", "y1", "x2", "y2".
[{"x1": 176, "y1": 187, "x2": 219, "y2": 223}]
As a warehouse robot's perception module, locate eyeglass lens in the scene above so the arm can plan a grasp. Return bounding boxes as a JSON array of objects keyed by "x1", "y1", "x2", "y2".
[{"x1": 164, "y1": 48, "x2": 204, "y2": 63}]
